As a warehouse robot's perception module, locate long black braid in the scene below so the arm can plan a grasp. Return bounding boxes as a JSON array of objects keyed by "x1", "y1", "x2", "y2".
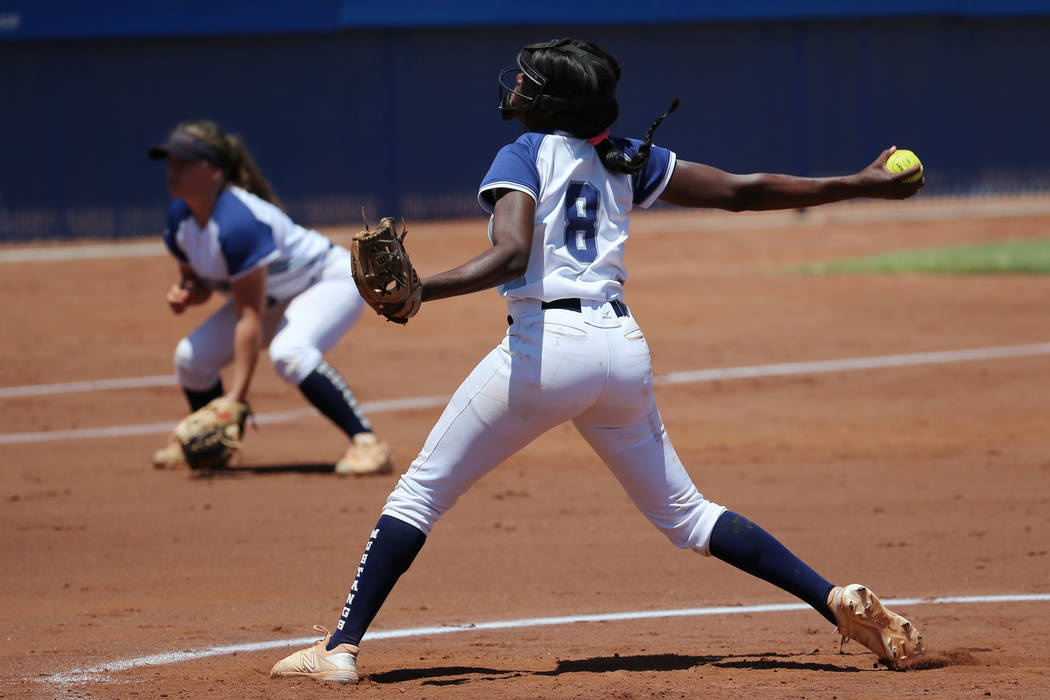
[{"x1": 594, "y1": 98, "x2": 680, "y2": 175}]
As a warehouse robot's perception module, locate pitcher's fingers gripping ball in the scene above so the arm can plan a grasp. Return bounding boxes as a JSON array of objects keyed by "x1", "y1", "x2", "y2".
[
  {"x1": 172, "y1": 396, "x2": 250, "y2": 470},
  {"x1": 350, "y1": 216, "x2": 422, "y2": 324},
  {"x1": 886, "y1": 148, "x2": 923, "y2": 183}
]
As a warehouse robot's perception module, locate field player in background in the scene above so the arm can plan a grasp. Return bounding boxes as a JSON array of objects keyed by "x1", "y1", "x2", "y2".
[
  {"x1": 271, "y1": 38, "x2": 926, "y2": 684},
  {"x1": 147, "y1": 120, "x2": 392, "y2": 476}
]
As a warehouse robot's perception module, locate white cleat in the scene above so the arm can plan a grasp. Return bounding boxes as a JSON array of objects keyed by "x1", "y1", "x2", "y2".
[
  {"x1": 335, "y1": 433, "x2": 393, "y2": 476},
  {"x1": 828, "y1": 584, "x2": 925, "y2": 663},
  {"x1": 152, "y1": 437, "x2": 187, "y2": 469},
  {"x1": 270, "y1": 625, "x2": 359, "y2": 684}
]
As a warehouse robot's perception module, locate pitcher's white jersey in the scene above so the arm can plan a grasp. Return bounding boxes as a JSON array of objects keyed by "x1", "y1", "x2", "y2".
[
  {"x1": 478, "y1": 131, "x2": 676, "y2": 302},
  {"x1": 163, "y1": 185, "x2": 332, "y2": 302},
  {"x1": 381, "y1": 130, "x2": 725, "y2": 555}
]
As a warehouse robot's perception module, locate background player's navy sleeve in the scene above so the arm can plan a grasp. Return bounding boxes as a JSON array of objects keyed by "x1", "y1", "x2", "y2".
[
  {"x1": 477, "y1": 134, "x2": 544, "y2": 213},
  {"x1": 617, "y1": 138, "x2": 674, "y2": 207},
  {"x1": 212, "y1": 193, "x2": 277, "y2": 278},
  {"x1": 162, "y1": 199, "x2": 190, "y2": 262}
]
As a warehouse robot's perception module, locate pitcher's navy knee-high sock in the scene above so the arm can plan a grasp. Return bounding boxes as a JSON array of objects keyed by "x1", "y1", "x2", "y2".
[
  {"x1": 328, "y1": 515, "x2": 426, "y2": 649},
  {"x1": 184, "y1": 380, "x2": 223, "y2": 411},
  {"x1": 709, "y1": 511, "x2": 837, "y2": 626},
  {"x1": 298, "y1": 360, "x2": 371, "y2": 438}
]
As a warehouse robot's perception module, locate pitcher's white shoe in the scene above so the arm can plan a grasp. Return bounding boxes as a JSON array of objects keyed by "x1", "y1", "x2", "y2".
[
  {"x1": 335, "y1": 433, "x2": 392, "y2": 476},
  {"x1": 828, "y1": 584, "x2": 925, "y2": 663},
  {"x1": 270, "y1": 625, "x2": 359, "y2": 684}
]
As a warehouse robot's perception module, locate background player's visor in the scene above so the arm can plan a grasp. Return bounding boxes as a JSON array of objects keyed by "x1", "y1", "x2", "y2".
[{"x1": 147, "y1": 129, "x2": 226, "y2": 167}]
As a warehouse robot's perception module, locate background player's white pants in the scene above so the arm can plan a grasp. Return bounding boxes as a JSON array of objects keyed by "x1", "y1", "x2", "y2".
[
  {"x1": 173, "y1": 245, "x2": 365, "y2": 388},
  {"x1": 382, "y1": 299, "x2": 726, "y2": 554}
]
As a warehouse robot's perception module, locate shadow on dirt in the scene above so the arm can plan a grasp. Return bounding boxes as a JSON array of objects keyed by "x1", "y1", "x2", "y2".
[
  {"x1": 368, "y1": 651, "x2": 877, "y2": 686},
  {"x1": 188, "y1": 462, "x2": 337, "y2": 478}
]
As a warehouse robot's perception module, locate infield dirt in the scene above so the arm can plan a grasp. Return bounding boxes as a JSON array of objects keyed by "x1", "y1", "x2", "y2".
[{"x1": 2, "y1": 197, "x2": 1049, "y2": 698}]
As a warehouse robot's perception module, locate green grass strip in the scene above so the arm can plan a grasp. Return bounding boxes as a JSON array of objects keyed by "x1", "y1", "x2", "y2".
[{"x1": 801, "y1": 238, "x2": 1050, "y2": 275}]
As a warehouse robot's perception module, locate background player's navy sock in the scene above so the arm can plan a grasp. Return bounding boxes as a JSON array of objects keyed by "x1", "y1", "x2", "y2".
[
  {"x1": 709, "y1": 510, "x2": 837, "y2": 626},
  {"x1": 328, "y1": 514, "x2": 426, "y2": 649},
  {"x1": 298, "y1": 361, "x2": 371, "y2": 438},
  {"x1": 183, "y1": 380, "x2": 223, "y2": 411}
]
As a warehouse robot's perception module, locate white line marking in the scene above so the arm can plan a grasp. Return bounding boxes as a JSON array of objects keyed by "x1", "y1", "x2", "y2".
[
  {"x1": 655, "y1": 342, "x2": 1050, "y2": 385},
  {"x1": 0, "y1": 375, "x2": 176, "y2": 398},
  {"x1": 0, "y1": 397, "x2": 451, "y2": 445},
  {"x1": 7, "y1": 342, "x2": 1049, "y2": 401},
  {"x1": 41, "y1": 593, "x2": 1050, "y2": 685},
  {"x1": 4, "y1": 342, "x2": 1050, "y2": 445},
  {"x1": 0, "y1": 240, "x2": 167, "y2": 263}
]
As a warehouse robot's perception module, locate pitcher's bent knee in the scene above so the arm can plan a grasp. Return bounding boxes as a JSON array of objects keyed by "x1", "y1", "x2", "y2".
[
  {"x1": 380, "y1": 473, "x2": 457, "y2": 537},
  {"x1": 650, "y1": 497, "x2": 727, "y2": 556}
]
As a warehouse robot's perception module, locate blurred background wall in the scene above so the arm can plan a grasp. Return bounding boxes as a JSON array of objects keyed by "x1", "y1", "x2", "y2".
[{"x1": 2, "y1": 1, "x2": 1049, "y2": 241}]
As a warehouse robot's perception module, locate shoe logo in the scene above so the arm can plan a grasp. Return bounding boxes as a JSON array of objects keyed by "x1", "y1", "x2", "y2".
[{"x1": 870, "y1": 610, "x2": 891, "y2": 627}]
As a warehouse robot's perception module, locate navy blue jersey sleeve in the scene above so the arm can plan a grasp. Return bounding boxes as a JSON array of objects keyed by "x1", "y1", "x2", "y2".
[
  {"x1": 162, "y1": 199, "x2": 191, "y2": 262},
  {"x1": 211, "y1": 191, "x2": 276, "y2": 277},
  {"x1": 614, "y1": 138, "x2": 674, "y2": 207},
  {"x1": 477, "y1": 134, "x2": 544, "y2": 213}
]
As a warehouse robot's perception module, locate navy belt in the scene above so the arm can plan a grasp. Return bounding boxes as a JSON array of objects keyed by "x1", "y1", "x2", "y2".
[
  {"x1": 508, "y1": 298, "x2": 629, "y2": 326},
  {"x1": 542, "y1": 298, "x2": 629, "y2": 316}
]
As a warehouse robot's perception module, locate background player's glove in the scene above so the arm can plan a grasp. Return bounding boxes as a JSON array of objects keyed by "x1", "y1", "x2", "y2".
[
  {"x1": 172, "y1": 396, "x2": 250, "y2": 470},
  {"x1": 350, "y1": 216, "x2": 422, "y2": 324}
]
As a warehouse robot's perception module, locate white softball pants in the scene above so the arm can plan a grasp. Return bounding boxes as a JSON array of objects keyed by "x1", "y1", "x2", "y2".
[
  {"x1": 173, "y1": 245, "x2": 365, "y2": 389},
  {"x1": 382, "y1": 298, "x2": 726, "y2": 554}
]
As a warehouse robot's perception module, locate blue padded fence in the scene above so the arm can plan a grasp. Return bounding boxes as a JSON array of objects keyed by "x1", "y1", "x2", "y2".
[{"x1": 2, "y1": 6, "x2": 1049, "y2": 241}]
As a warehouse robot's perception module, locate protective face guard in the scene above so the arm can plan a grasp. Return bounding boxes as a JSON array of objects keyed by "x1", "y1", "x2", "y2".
[
  {"x1": 497, "y1": 65, "x2": 541, "y2": 119},
  {"x1": 497, "y1": 38, "x2": 572, "y2": 118}
]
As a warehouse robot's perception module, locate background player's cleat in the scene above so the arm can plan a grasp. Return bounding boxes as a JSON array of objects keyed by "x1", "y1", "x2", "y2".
[
  {"x1": 271, "y1": 625, "x2": 359, "y2": 684},
  {"x1": 152, "y1": 437, "x2": 187, "y2": 469},
  {"x1": 335, "y1": 433, "x2": 393, "y2": 476},
  {"x1": 828, "y1": 584, "x2": 925, "y2": 663}
]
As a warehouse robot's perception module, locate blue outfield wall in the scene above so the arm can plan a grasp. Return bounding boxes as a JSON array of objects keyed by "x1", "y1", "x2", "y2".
[
  {"x1": 3, "y1": 1, "x2": 1050, "y2": 38},
  {"x1": 2, "y1": 15, "x2": 1050, "y2": 241}
]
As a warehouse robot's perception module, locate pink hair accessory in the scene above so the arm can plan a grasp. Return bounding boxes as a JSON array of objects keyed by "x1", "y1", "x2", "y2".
[{"x1": 587, "y1": 130, "x2": 610, "y2": 145}]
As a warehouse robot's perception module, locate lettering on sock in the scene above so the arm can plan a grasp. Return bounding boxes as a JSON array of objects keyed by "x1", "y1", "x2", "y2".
[
  {"x1": 337, "y1": 527, "x2": 380, "y2": 633},
  {"x1": 317, "y1": 361, "x2": 372, "y2": 431}
]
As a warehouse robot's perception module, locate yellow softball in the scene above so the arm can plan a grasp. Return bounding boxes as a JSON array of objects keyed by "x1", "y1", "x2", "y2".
[{"x1": 886, "y1": 148, "x2": 923, "y2": 183}]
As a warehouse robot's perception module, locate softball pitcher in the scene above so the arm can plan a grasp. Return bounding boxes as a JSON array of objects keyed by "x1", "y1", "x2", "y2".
[
  {"x1": 272, "y1": 38, "x2": 926, "y2": 683},
  {"x1": 148, "y1": 120, "x2": 391, "y2": 475}
]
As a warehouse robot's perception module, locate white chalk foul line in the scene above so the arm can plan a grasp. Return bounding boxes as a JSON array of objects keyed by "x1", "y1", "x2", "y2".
[
  {"x1": 0, "y1": 374, "x2": 176, "y2": 399},
  {"x1": 0, "y1": 397, "x2": 451, "y2": 445},
  {"x1": 42, "y1": 593, "x2": 1050, "y2": 685},
  {"x1": 655, "y1": 342, "x2": 1050, "y2": 385},
  {"x1": 9, "y1": 341, "x2": 1050, "y2": 402},
  {"x1": 4, "y1": 342, "x2": 1050, "y2": 445}
]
